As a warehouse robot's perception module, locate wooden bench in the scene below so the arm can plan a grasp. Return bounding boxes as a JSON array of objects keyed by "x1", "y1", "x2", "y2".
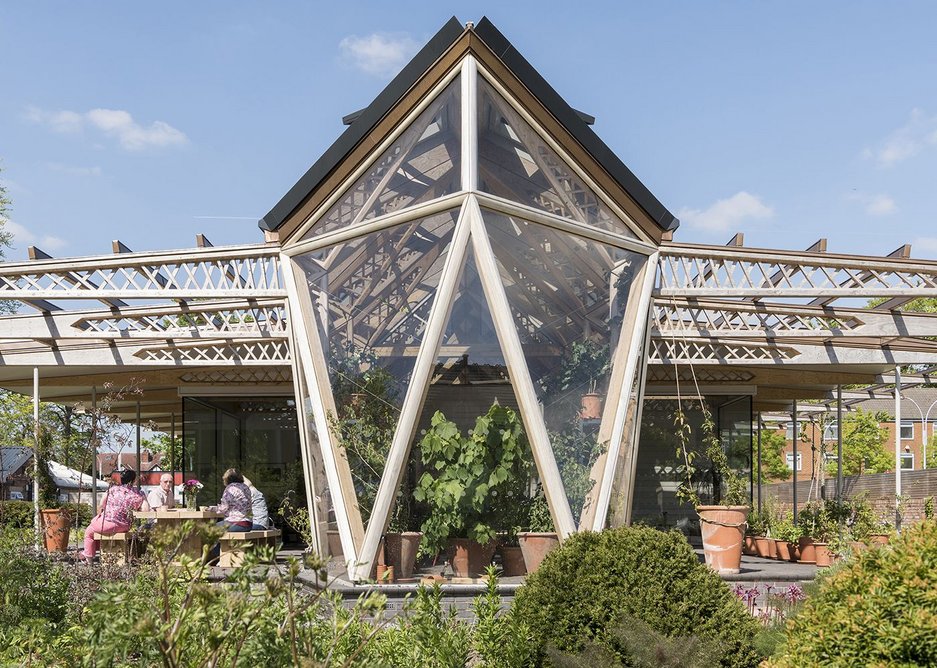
[
  {"x1": 94, "y1": 532, "x2": 144, "y2": 565},
  {"x1": 218, "y1": 529, "x2": 281, "y2": 567}
]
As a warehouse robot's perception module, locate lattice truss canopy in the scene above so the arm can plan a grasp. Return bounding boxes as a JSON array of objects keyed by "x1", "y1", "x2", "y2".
[{"x1": 651, "y1": 242, "x2": 937, "y2": 412}]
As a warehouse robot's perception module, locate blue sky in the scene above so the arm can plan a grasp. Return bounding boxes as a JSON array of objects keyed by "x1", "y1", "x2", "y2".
[{"x1": 2, "y1": 2, "x2": 936, "y2": 261}]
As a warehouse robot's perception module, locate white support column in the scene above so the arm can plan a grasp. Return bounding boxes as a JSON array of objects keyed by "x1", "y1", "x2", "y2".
[
  {"x1": 281, "y1": 254, "x2": 361, "y2": 567},
  {"x1": 353, "y1": 199, "x2": 474, "y2": 581},
  {"x1": 620, "y1": 303, "x2": 653, "y2": 526},
  {"x1": 461, "y1": 56, "x2": 478, "y2": 192},
  {"x1": 285, "y1": 300, "x2": 322, "y2": 556},
  {"x1": 792, "y1": 400, "x2": 798, "y2": 523},
  {"x1": 593, "y1": 252, "x2": 659, "y2": 531},
  {"x1": 91, "y1": 386, "x2": 98, "y2": 515},
  {"x1": 468, "y1": 197, "x2": 576, "y2": 538},
  {"x1": 33, "y1": 367, "x2": 41, "y2": 550},
  {"x1": 836, "y1": 385, "x2": 843, "y2": 501},
  {"x1": 895, "y1": 366, "x2": 902, "y2": 531}
]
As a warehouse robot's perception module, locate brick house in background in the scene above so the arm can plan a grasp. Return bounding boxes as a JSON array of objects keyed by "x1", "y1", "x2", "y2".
[
  {"x1": 768, "y1": 387, "x2": 937, "y2": 475},
  {"x1": 96, "y1": 450, "x2": 162, "y2": 477}
]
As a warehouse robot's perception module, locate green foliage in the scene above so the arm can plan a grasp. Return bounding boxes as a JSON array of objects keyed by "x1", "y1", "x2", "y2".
[
  {"x1": 925, "y1": 495, "x2": 935, "y2": 520},
  {"x1": 755, "y1": 429, "x2": 791, "y2": 483},
  {"x1": 328, "y1": 345, "x2": 399, "y2": 526},
  {"x1": 548, "y1": 421, "x2": 606, "y2": 520},
  {"x1": 471, "y1": 566, "x2": 535, "y2": 668},
  {"x1": 547, "y1": 614, "x2": 721, "y2": 668},
  {"x1": 556, "y1": 340, "x2": 611, "y2": 395},
  {"x1": 771, "y1": 513, "x2": 801, "y2": 542},
  {"x1": 414, "y1": 404, "x2": 533, "y2": 554},
  {"x1": 674, "y1": 404, "x2": 748, "y2": 508},
  {"x1": 0, "y1": 500, "x2": 35, "y2": 527},
  {"x1": 512, "y1": 526, "x2": 762, "y2": 667},
  {"x1": 767, "y1": 520, "x2": 937, "y2": 667},
  {"x1": 0, "y1": 528, "x2": 70, "y2": 629},
  {"x1": 527, "y1": 490, "x2": 554, "y2": 532},
  {"x1": 830, "y1": 408, "x2": 891, "y2": 476},
  {"x1": 798, "y1": 499, "x2": 849, "y2": 542}
]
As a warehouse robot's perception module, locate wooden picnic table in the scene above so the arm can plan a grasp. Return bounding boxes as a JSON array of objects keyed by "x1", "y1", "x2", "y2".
[{"x1": 135, "y1": 508, "x2": 224, "y2": 560}]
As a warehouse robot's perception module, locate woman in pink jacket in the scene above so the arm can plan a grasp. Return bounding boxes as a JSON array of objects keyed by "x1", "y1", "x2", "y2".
[{"x1": 80, "y1": 469, "x2": 150, "y2": 562}]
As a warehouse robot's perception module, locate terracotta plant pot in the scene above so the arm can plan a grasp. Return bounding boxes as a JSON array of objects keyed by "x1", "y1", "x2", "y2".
[
  {"x1": 776, "y1": 539, "x2": 791, "y2": 562},
  {"x1": 326, "y1": 529, "x2": 344, "y2": 558},
  {"x1": 754, "y1": 536, "x2": 771, "y2": 558},
  {"x1": 449, "y1": 538, "x2": 497, "y2": 578},
  {"x1": 815, "y1": 542, "x2": 831, "y2": 567},
  {"x1": 41, "y1": 508, "x2": 71, "y2": 553},
  {"x1": 743, "y1": 535, "x2": 757, "y2": 556},
  {"x1": 797, "y1": 536, "x2": 817, "y2": 564},
  {"x1": 517, "y1": 532, "x2": 560, "y2": 573},
  {"x1": 788, "y1": 540, "x2": 802, "y2": 562},
  {"x1": 767, "y1": 537, "x2": 778, "y2": 560},
  {"x1": 499, "y1": 545, "x2": 527, "y2": 577},
  {"x1": 868, "y1": 533, "x2": 890, "y2": 546},
  {"x1": 384, "y1": 531, "x2": 422, "y2": 579},
  {"x1": 697, "y1": 505, "x2": 748, "y2": 575},
  {"x1": 579, "y1": 393, "x2": 603, "y2": 420},
  {"x1": 849, "y1": 540, "x2": 867, "y2": 554},
  {"x1": 376, "y1": 563, "x2": 395, "y2": 583}
]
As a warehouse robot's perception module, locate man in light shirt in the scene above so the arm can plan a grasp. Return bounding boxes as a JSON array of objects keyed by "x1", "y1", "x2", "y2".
[
  {"x1": 242, "y1": 477, "x2": 270, "y2": 530},
  {"x1": 147, "y1": 473, "x2": 175, "y2": 510}
]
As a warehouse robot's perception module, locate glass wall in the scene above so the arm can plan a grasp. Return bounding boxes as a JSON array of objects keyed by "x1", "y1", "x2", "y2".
[
  {"x1": 183, "y1": 396, "x2": 304, "y2": 531},
  {"x1": 631, "y1": 396, "x2": 753, "y2": 532}
]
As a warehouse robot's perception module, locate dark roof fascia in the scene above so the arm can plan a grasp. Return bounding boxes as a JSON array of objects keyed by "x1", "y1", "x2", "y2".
[
  {"x1": 473, "y1": 17, "x2": 679, "y2": 232},
  {"x1": 259, "y1": 16, "x2": 466, "y2": 232}
]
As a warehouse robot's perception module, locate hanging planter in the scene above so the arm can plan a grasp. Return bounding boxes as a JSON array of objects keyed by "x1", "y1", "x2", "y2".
[{"x1": 579, "y1": 393, "x2": 603, "y2": 420}]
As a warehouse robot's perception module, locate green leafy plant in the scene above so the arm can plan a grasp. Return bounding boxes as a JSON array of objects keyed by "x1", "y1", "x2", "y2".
[
  {"x1": 512, "y1": 526, "x2": 762, "y2": 667},
  {"x1": 557, "y1": 340, "x2": 611, "y2": 395},
  {"x1": 925, "y1": 495, "x2": 934, "y2": 520},
  {"x1": 674, "y1": 404, "x2": 748, "y2": 508},
  {"x1": 767, "y1": 520, "x2": 937, "y2": 667},
  {"x1": 414, "y1": 403, "x2": 533, "y2": 555}
]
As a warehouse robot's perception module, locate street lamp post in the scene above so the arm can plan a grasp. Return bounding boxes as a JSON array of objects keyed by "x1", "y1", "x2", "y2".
[{"x1": 902, "y1": 395, "x2": 937, "y2": 471}]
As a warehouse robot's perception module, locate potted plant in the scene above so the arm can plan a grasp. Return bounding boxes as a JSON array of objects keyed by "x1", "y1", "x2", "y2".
[
  {"x1": 383, "y1": 491, "x2": 422, "y2": 580},
  {"x1": 517, "y1": 490, "x2": 558, "y2": 574},
  {"x1": 674, "y1": 404, "x2": 749, "y2": 574},
  {"x1": 413, "y1": 403, "x2": 532, "y2": 578},
  {"x1": 772, "y1": 514, "x2": 800, "y2": 562},
  {"x1": 558, "y1": 341, "x2": 610, "y2": 420}
]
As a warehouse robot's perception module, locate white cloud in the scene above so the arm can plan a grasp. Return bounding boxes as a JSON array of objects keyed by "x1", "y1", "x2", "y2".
[
  {"x1": 25, "y1": 106, "x2": 188, "y2": 151},
  {"x1": 848, "y1": 192, "x2": 897, "y2": 216},
  {"x1": 677, "y1": 191, "x2": 774, "y2": 233},
  {"x1": 865, "y1": 108, "x2": 937, "y2": 168},
  {"x1": 2, "y1": 217, "x2": 67, "y2": 252},
  {"x1": 339, "y1": 32, "x2": 419, "y2": 77}
]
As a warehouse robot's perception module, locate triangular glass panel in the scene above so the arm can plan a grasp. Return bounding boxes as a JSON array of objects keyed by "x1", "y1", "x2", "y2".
[
  {"x1": 392, "y1": 245, "x2": 553, "y2": 562},
  {"x1": 481, "y1": 207, "x2": 646, "y2": 526},
  {"x1": 299, "y1": 76, "x2": 462, "y2": 242},
  {"x1": 293, "y1": 209, "x2": 460, "y2": 526},
  {"x1": 477, "y1": 76, "x2": 637, "y2": 240}
]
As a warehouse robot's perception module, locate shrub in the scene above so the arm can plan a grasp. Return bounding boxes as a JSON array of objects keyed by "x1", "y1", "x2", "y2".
[
  {"x1": 0, "y1": 500, "x2": 36, "y2": 528},
  {"x1": 767, "y1": 519, "x2": 937, "y2": 666},
  {"x1": 59, "y1": 502, "x2": 92, "y2": 526},
  {"x1": 511, "y1": 526, "x2": 762, "y2": 667}
]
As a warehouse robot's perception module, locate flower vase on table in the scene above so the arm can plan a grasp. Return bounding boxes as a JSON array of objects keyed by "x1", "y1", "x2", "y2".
[{"x1": 183, "y1": 479, "x2": 203, "y2": 510}]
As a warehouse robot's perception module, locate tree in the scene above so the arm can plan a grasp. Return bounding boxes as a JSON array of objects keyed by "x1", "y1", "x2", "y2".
[
  {"x1": 830, "y1": 408, "x2": 891, "y2": 476},
  {"x1": 1, "y1": 166, "x2": 17, "y2": 314},
  {"x1": 755, "y1": 429, "x2": 791, "y2": 483}
]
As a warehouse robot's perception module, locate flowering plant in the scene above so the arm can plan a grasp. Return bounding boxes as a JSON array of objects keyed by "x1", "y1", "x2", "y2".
[{"x1": 182, "y1": 479, "x2": 203, "y2": 508}]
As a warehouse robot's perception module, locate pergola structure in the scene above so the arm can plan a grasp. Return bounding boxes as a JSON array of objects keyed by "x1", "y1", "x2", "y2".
[{"x1": 3, "y1": 18, "x2": 937, "y2": 580}]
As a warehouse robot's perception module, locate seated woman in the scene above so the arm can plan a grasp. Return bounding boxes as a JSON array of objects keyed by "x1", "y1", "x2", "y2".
[
  {"x1": 81, "y1": 468, "x2": 150, "y2": 561},
  {"x1": 211, "y1": 468, "x2": 253, "y2": 533},
  {"x1": 242, "y1": 477, "x2": 270, "y2": 531}
]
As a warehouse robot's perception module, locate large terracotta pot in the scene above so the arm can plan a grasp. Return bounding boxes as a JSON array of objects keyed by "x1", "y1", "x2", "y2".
[
  {"x1": 579, "y1": 393, "x2": 603, "y2": 420},
  {"x1": 499, "y1": 545, "x2": 527, "y2": 577},
  {"x1": 754, "y1": 536, "x2": 771, "y2": 558},
  {"x1": 767, "y1": 537, "x2": 778, "y2": 559},
  {"x1": 697, "y1": 505, "x2": 748, "y2": 575},
  {"x1": 517, "y1": 532, "x2": 560, "y2": 573},
  {"x1": 384, "y1": 531, "x2": 422, "y2": 579},
  {"x1": 41, "y1": 508, "x2": 71, "y2": 553},
  {"x1": 449, "y1": 538, "x2": 497, "y2": 578},
  {"x1": 814, "y1": 543, "x2": 831, "y2": 567},
  {"x1": 797, "y1": 536, "x2": 817, "y2": 564},
  {"x1": 776, "y1": 539, "x2": 791, "y2": 562}
]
